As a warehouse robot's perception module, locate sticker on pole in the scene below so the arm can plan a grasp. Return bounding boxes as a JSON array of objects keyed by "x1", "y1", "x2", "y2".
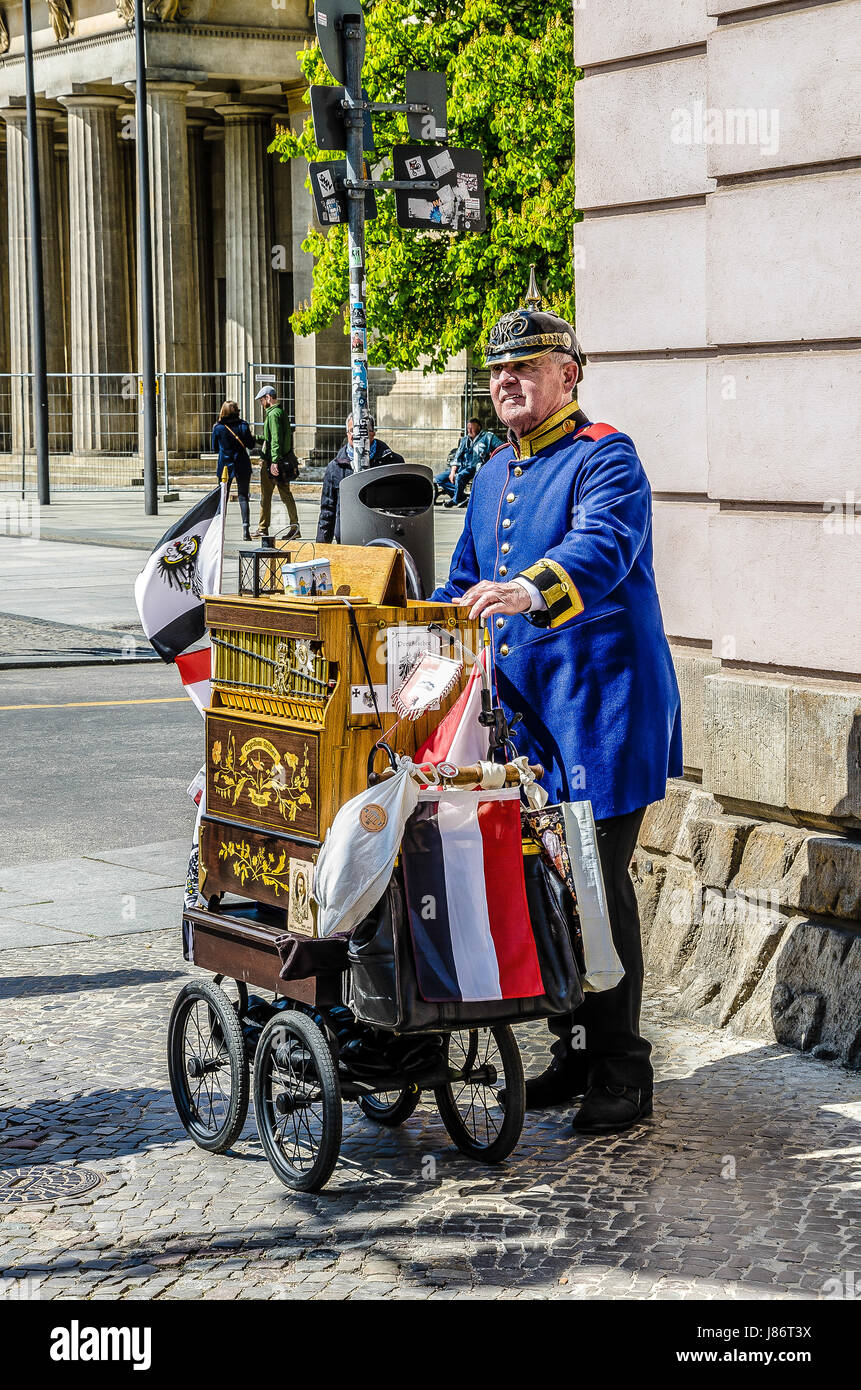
[
  {"x1": 314, "y1": 0, "x2": 366, "y2": 87},
  {"x1": 393, "y1": 146, "x2": 486, "y2": 232},
  {"x1": 310, "y1": 161, "x2": 377, "y2": 225}
]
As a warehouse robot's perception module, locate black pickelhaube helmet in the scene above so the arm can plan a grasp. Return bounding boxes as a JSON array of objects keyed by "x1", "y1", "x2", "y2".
[{"x1": 484, "y1": 266, "x2": 583, "y2": 379}]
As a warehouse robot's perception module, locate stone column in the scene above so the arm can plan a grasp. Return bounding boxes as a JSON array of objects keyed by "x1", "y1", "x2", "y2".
[
  {"x1": 1, "y1": 103, "x2": 68, "y2": 452},
  {"x1": 188, "y1": 117, "x2": 216, "y2": 374},
  {"x1": 117, "y1": 103, "x2": 137, "y2": 385},
  {"x1": 143, "y1": 82, "x2": 199, "y2": 453},
  {"x1": 53, "y1": 122, "x2": 72, "y2": 451},
  {"x1": 217, "y1": 103, "x2": 279, "y2": 389},
  {"x1": 60, "y1": 94, "x2": 133, "y2": 453},
  {"x1": 206, "y1": 125, "x2": 226, "y2": 371}
]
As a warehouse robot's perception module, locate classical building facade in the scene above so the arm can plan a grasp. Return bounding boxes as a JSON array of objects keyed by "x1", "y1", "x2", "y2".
[
  {"x1": 0, "y1": 0, "x2": 352, "y2": 467},
  {"x1": 576, "y1": 0, "x2": 861, "y2": 1066}
]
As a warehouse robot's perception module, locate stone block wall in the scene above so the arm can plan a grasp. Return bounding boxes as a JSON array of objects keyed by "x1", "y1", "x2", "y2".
[
  {"x1": 633, "y1": 781, "x2": 861, "y2": 1068},
  {"x1": 575, "y1": 2, "x2": 861, "y2": 1064}
]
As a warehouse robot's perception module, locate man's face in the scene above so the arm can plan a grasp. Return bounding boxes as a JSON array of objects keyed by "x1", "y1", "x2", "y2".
[
  {"x1": 466, "y1": 421, "x2": 480, "y2": 439},
  {"x1": 489, "y1": 354, "x2": 578, "y2": 438},
  {"x1": 262, "y1": 393, "x2": 276, "y2": 410}
]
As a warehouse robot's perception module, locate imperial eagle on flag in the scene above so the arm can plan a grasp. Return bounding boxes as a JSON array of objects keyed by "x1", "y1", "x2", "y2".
[
  {"x1": 134, "y1": 486, "x2": 225, "y2": 662},
  {"x1": 401, "y1": 787, "x2": 544, "y2": 1003}
]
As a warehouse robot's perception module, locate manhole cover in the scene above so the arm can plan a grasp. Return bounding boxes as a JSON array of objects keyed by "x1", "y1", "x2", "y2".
[{"x1": 0, "y1": 1165, "x2": 102, "y2": 1204}]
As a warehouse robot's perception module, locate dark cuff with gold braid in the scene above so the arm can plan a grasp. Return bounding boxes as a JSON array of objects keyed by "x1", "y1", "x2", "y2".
[{"x1": 516, "y1": 559, "x2": 585, "y2": 629}]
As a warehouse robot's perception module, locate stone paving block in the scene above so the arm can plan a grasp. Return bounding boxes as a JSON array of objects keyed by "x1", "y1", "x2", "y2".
[
  {"x1": 778, "y1": 834, "x2": 861, "y2": 922},
  {"x1": 731, "y1": 823, "x2": 807, "y2": 897},
  {"x1": 639, "y1": 781, "x2": 711, "y2": 856},
  {"x1": 5, "y1": 885, "x2": 186, "y2": 939},
  {"x1": 0, "y1": 919, "x2": 86, "y2": 949},
  {"x1": 688, "y1": 811, "x2": 754, "y2": 891},
  {"x1": 771, "y1": 917, "x2": 861, "y2": 1066}
]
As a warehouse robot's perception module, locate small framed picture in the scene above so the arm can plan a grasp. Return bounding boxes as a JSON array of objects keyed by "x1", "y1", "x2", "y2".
[{"x1": 288, "y1": 858, "x2": 315, "y2": 937}]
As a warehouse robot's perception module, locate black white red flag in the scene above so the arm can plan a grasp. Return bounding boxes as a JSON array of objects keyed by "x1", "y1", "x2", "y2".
[{"x1": 134, "y1": 486, "x2": 225, "y2": 663}]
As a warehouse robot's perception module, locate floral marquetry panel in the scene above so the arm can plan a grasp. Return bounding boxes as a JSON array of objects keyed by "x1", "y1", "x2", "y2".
[
  {"x1": 198, "y1": 819, "x2": 317, "y2": 911},
  {"x1": 205, "y1": 712, "x2": 319, "y2": 838}
]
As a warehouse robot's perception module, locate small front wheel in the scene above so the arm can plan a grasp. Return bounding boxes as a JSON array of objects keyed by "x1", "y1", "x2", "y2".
[
  {"x1": 434, "y1": 1026, "x2": 524, "y2": 1164},
  {"x1": 358, "y1": 1088, "x2": 421, "y2": 1127},
  {"x1": 253, "y1": 1011, "x2": 342, "y2": 1192},
  {"x1": 167, "y1": 979, "x2": 250, "y2": 1153}
]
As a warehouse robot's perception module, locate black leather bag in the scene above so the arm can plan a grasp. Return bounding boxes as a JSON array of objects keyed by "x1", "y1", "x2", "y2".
[{"x1": 347, "y1": 853, "x2": 584, "y2": 1033}]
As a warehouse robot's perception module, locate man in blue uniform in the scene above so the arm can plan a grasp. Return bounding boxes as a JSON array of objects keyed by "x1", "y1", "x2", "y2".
[{"x1": 432, "y1": 281, "x2": 682, "y2": 1134}]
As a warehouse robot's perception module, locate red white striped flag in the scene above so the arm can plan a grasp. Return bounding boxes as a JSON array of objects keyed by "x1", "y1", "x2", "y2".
[
  {"x1": 175, "y1": 646, "x2": 212, "y2": 716},
  {"x1": 401, "y1": 789, "x2": 543, "y2": 1003}
]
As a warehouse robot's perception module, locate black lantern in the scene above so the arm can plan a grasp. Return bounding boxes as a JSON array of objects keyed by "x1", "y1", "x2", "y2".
[{"x1": 238, "y1": 545, "x2": 285, "y2": 597}]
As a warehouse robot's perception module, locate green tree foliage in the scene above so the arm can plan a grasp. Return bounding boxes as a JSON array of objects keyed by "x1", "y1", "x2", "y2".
[{"x1": 272, "y1": 0, "x2": 579, "y2": 371}]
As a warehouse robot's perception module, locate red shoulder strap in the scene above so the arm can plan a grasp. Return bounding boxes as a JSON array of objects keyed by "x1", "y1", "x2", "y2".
[{"x1": 574, "y1": 422, "x2": 617, "y2": 441}]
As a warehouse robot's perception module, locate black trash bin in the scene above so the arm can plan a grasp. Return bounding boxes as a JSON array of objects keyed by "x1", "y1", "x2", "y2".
[{"x1": 338, "y1": 463, "x2": 436, "y2": 598}]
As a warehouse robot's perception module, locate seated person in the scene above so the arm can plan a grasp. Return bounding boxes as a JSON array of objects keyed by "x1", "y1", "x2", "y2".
[{"x1": 434, "y1": 418, "x2": 503, "y2": 507}]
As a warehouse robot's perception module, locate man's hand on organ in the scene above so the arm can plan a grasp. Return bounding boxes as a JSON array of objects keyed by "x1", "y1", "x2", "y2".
[{"x1": 457, "y1": 580, "x2": 531, "y2": 621}]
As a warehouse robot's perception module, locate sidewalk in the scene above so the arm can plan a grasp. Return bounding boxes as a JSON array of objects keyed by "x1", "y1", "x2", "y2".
[{"x1": 0, "y1": 839, "x2": 190, "y2": 950}]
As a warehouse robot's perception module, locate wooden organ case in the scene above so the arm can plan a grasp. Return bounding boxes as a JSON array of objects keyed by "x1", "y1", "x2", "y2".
[{"x1": 197, "y1": 544, "x2": 481, "y2": 923}]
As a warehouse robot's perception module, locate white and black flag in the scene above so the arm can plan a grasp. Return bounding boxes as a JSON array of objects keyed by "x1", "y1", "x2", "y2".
[{"x1": 134, "y1": 485, "x2": 225, "y2": 662}]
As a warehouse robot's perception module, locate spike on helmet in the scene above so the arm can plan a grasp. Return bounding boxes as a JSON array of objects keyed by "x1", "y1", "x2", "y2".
[{"x1": 485, "y1": 265, "x2": 583, "y2": 377}]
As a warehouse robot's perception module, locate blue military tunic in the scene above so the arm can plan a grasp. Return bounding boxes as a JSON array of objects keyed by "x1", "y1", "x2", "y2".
[{"x1": 431, "y1": 399, "x2": 683, "y2": 821}]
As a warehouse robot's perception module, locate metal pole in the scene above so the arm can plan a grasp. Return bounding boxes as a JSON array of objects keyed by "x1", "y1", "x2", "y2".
[
  {"x1": 134, "y1": 0, "x2": 158, "y2": 515},
  {"x1": 20, "y1": 373, "x2": 27, "y2": 499},
  {"x1": 22, "y1": 0, "x2": 50, "y2": 505},
  {"x1": 343, "y1": 15, "x2": 368, "y2": 475}
]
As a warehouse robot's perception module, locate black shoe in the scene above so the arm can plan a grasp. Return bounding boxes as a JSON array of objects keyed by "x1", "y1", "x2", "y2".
[
  {"x1": 500, "y1": 1057, "x2": 588, "y2": 1111},
  {"x1": 242, "y1": 526, "x2": 251, "y2": 541},
  {"x1": 443, "y1": 500, "x2": 456, "y2": 508},
  {"x1": 571, "y1": 1084, "x2": 653, "y2": 1134}
]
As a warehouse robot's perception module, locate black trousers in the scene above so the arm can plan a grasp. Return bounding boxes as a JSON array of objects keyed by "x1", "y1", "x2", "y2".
[{"x1": 549, "y1": 805, "x2": 652, "y2": 1091}]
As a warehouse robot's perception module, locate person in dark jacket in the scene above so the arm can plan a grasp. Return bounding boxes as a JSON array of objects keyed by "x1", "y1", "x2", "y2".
[
  {"x1": 316, "y1": 413, "x2": 405, "y2": 544},
  {"x1": 211, "y1": 400, "x2": 254, "y2": 540}
]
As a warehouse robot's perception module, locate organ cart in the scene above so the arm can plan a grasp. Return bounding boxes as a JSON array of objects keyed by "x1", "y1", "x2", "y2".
[{"x1": 167, "y1": 543, "x2": 583, "y2": 1192}]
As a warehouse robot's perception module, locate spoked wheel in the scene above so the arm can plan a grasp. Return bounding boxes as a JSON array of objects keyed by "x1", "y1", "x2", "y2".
[
  {"x1": 434, "y1": 1026, "x2": 525, "y2": 1164},
  {"x1": 253, "y1": 1011, "x2": 342, "y2": 1192},
  {"x1": 167, "y1": 979, "x2": 250, "y2": 1153},
  {"x1": 358, "y1": 1087, "x2": 421, "y2": 1127},
  {"x1": 213, "y1": 975, "x2": 249, "y2": 1018}
]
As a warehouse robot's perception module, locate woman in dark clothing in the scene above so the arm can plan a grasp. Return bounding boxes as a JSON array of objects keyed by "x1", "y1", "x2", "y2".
[{"x1": 211, "y1": 400, "x2": 254, "y2": 540}]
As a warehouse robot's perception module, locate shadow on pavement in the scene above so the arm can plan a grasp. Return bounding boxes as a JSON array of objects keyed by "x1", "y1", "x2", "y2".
[{"x1": 0, "y1": 968, "x2": 186, "y2": 1000}]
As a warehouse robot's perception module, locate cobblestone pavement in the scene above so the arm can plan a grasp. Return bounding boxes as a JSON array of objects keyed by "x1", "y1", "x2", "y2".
[{"x1": 1, "y1": 929, "x2": 859, "y2": 1301}]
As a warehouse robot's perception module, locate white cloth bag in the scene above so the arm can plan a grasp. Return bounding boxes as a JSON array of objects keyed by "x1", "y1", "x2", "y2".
[
  {"x1": 313, "y1": 758, "x2": 419, "y2": 937},
  {"x1": 562, "y1": 800, "x2": 624, "y2": 992}
]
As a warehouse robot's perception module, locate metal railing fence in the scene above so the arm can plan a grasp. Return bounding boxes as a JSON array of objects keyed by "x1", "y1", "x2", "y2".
[{"x1": 0, "y1": 365, "x2": 496, "y2": 492}]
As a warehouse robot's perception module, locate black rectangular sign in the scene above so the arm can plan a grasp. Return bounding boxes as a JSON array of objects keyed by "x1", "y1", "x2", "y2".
[
  {"x1": 310, "y1": 160, "x2": 377, "y2": 226},
  {"x1": 310, "y1": 84, "x2": 374, "y2": 154},
  {"x1": 392, "y1": 145, "x2": 486, "y2": 232},
  {"x1": 405, "y1": 70, "x2": 448, "y2": 142}
]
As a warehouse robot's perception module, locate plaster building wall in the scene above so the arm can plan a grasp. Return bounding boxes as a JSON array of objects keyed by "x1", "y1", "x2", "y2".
[{"x1": 575, "y1": 0, "x2": 861, "y2": 1065}]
